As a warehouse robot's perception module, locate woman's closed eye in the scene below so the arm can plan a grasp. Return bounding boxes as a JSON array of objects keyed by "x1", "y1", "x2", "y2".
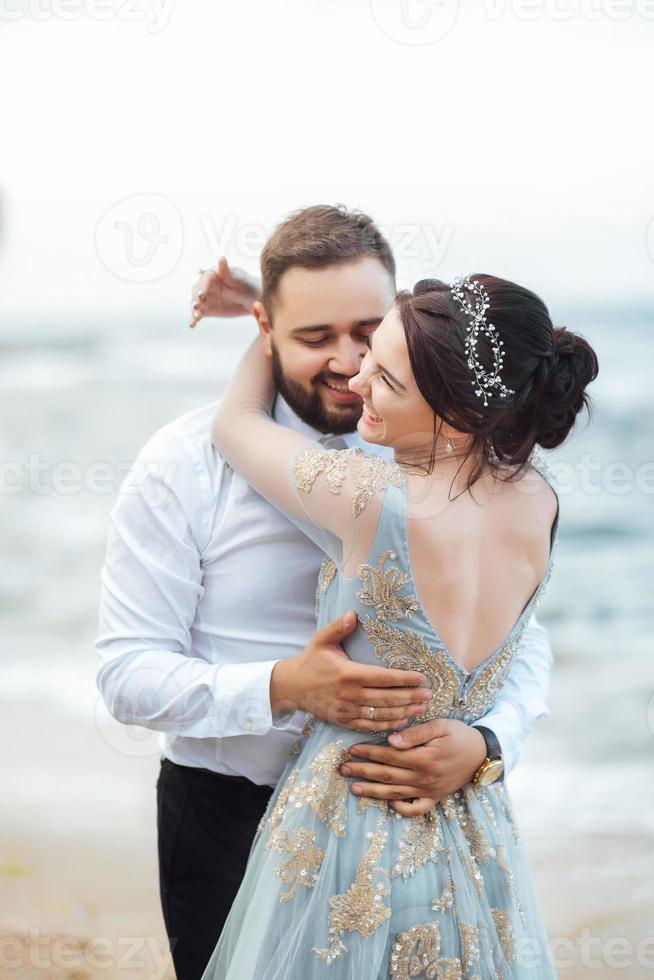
[{"x1": 364, "y1": 337, "x2": 395, "y2": 390}]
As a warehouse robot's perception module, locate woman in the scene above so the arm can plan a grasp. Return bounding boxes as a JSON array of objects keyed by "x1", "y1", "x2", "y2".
[{"x1": 200, "y1": 275, "x2": 598, "y2": 979}]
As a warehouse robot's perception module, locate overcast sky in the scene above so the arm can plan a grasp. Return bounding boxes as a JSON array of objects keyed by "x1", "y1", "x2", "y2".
[{"x1": 1, "y1": 0, "x2": 652, "y2": 333}]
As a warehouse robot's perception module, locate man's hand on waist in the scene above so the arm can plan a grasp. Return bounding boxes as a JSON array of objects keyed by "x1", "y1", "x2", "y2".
[{"x1": 270, "y1": 611, "x2": 433, "y2": 735}]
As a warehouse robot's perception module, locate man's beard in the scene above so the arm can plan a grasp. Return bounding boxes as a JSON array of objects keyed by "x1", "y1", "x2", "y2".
[{"x1": 270, "y1": 343, "x2": 361, "y2": 436}]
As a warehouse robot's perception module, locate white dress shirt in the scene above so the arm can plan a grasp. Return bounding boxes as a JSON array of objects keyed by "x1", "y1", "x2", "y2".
[{"x1": 95, "y1": 396, "x2": 552, "y2": 786}]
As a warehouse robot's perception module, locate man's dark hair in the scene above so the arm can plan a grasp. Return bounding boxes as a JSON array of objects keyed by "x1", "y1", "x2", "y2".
[{"x1": 261, "y1": 204, "x2": 395, "y2": 314}]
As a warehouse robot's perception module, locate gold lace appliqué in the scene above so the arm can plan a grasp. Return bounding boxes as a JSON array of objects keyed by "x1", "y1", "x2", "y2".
[
  {"x1": 291, "y1": 740, "x2": 350, "y2": 837},
  {"x1": 269, "y1": 827, "x2": 325, "y2": 902},
  {"x1": 432, "y1": 876, "x2": 455, "y2": 913},
  {"x1": 391, "y1": 809, "x2": 446, "y2": 880},
  {"x1": 361, "y1": 618, "x2": 460, "y2": 719},
  {"x1": 357, "y1": 550, "x2": 419, "y2": 622},
  {"x1": 312, "y1": 812, "x2": 391, "y2": 965},
  {"x1": 318, "y1": 556, "x2": 337, "y2": 594},
  {"x1": 460, "y1": 923, "x2": 481, "y2": 973},
  {"x1": 389, "y1": 922, "x2": 463, "y2": 980},
  {"x1": 293, "y1": 446, "x2": 402, "y2": 517},
  {"x1": 315, "y1": 556, "x2": 338, "y2": 619},
  {"x1": 289, "y1": 715, "x2": 316, "y2": 756},
  {"x1": 264, "y1": 769, "x2": 299, "y2": 847},
  {"x1": 491, "y1": 908, "x2": 516, "y2": 966},
  {"x1": 441, "y1": 788, "x2": 493, "y2": 864},
  {"x1": 357, "y1": 796, "x2": 391, "y2": 817},
  {"x1": 464, "y1": 635, "x2": 520, "y2": 718}
]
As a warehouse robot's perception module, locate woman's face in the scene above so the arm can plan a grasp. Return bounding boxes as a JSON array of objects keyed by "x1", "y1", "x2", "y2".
[{"x1": 348, "y1": 306, "x2": 439, "y2": 452}]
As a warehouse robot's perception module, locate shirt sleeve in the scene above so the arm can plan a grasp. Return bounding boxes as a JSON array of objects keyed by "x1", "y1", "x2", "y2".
[
  {"x1": 94, "y1": 427, "x2": 293, "y2": 739},
  {"x1": 471, "y1": 613, "x2": 553, "y2": 775}
]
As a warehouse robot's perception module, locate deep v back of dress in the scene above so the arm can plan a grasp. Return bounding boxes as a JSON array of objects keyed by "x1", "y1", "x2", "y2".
[
  {"x1": 303, "y1": 447, "x2": 560, "y2": 729},
  {"x1": 399, "y1": 456, "x2": 560, "y2": 676}
]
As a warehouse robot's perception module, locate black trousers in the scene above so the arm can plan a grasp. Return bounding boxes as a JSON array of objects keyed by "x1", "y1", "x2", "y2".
[{"x1": 156, "y1": 756, "x2": 274, "y2": 980}]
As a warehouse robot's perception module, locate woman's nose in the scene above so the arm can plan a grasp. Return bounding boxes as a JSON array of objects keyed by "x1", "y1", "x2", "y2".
[{"x1": 348, "y1": 371, "x2": 362, "y2": 394}]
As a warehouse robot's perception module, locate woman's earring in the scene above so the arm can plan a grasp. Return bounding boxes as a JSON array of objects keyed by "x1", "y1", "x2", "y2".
[{"x1": 445, "y1": 438, "x2": 454, "y2": 454}]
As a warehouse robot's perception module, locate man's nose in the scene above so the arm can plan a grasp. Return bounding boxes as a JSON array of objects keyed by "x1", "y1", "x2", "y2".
[{"x1": 328, "y1": 338, "x2": 366, "y2": 378}]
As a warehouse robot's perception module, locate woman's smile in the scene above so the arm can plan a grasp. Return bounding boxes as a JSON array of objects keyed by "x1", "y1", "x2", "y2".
[{"x1": 361, "y1": 402, "x2": 383, "y2": 425}]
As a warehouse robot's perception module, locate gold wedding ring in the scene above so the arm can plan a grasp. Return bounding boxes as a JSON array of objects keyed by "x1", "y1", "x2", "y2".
[{"x1": 368, "y1": 705, "x2": 375, "y2": 721}]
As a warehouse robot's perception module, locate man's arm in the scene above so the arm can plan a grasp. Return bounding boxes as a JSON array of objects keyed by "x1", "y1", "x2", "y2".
[
  {"x1": 96, "y1": 426, "x2": 431, "y2": 740},
  {"x1": 95, "y1": 429, "x2": 294, "y2": 739}
]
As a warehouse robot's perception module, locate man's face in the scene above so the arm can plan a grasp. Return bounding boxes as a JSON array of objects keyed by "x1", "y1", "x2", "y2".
[{"x1": 260, "y1": 257, "x2": 396, "y2": 435}]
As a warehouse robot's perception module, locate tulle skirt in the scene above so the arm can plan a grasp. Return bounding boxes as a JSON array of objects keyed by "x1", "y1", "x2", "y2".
[{"x1": 201, "y1": 718, "x2": 557, "y2": 979}]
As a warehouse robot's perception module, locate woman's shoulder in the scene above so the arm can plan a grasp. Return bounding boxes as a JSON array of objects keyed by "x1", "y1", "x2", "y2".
[{"x1": 491, "y1": 452, "x2": 559, "y2": 549}]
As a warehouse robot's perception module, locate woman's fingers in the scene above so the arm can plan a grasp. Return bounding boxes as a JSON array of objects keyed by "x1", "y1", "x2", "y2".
[{"x1": 189, "y1": 270, "x2": 215, "y2": 326}]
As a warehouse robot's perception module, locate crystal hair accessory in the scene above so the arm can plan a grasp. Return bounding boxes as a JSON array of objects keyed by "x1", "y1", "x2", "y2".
[{"x1": 450, "y1": 275, "x2": 516, "y2": 407}]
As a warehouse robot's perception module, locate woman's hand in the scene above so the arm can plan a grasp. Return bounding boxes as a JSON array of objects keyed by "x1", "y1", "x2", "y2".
[
  {"x1": 190, "y1": 257, "x2": 262, "y2": 326},
  {"x1": 270, "y1": 611, "x2": 433, "y2": 735}
]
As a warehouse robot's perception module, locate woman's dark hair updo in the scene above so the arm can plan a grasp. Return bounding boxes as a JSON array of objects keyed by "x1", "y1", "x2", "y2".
[{"x1": 395, "y1": 275, "x2": 599, "y2": 480}]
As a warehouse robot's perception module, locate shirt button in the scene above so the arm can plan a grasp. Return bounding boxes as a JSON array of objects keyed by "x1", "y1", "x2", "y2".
[{"x1": 243, "y1": 720, "x2": 253, "y2": 731}]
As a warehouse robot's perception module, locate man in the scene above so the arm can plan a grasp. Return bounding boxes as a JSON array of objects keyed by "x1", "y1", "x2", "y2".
[{"x1": 96, "y1": 205, "x2": 552, "y2": 980}]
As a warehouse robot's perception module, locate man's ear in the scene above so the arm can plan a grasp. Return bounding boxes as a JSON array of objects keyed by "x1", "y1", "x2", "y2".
[{"x1": 253, "y1": 301, "x2": 273, "y2": 356}]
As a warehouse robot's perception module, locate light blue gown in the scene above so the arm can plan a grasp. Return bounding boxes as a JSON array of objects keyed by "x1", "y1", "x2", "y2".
[{"x1": 201, "y1": 450, "x2": 560, "y2": 980}]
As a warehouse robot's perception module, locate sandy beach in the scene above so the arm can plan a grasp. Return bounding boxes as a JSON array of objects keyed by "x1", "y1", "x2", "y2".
[{"x1": 3, "y1": 669, "x2": 652, "y2": 980}]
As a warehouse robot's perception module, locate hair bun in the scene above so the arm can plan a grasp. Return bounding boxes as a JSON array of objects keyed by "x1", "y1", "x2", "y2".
[{"x1": 536, "y1": 326, "x2": 599, "y2": 449}]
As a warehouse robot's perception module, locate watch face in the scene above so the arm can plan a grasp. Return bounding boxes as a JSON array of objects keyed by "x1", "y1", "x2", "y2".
[{"x1": 477, "y1": 759, "x2": 504, "y2": 786}]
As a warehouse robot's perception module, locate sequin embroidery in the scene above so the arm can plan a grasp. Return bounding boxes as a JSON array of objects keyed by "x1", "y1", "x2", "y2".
[
  {"x1": 491, "y1": 908, "x2": 516, "y2": 965},
  {"x1": 391, "y1": 809, "x2": 446, "y2": 880},
  {"x1": 270, "y1": 827, "x2": 325, "y2": 903},
  {"x1": 312, "y1": 813, "x2": 391, "y2": 965},
  {"x1": 357, "y1": 550, "x2": 419, "y2": 621},
  {"x1": 293, "y1": 446, "x2": 402, "y2": 517},
  {"x1": 389, "y1": 922, "x2": 463, "y2": 980},
  {"x1": 361, "y1": 618, "x2": 460, "y2": 719},
  {"x1": 291, "y1": 740, "x2": 350, "y2": 837}
]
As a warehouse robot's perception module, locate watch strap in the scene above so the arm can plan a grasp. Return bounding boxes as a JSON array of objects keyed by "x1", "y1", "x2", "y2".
[{"x1": 473, "y1": 725, "x2": 502, "y2": 763}]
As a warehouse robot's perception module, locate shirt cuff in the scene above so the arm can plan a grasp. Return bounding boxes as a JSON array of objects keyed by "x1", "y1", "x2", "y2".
[
  {"x1": 471, "y1": 700, "x2": 523, "y2": 777},
  {"x1": 212, "y1": 660, "x2": 282, "y2": 737}
]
